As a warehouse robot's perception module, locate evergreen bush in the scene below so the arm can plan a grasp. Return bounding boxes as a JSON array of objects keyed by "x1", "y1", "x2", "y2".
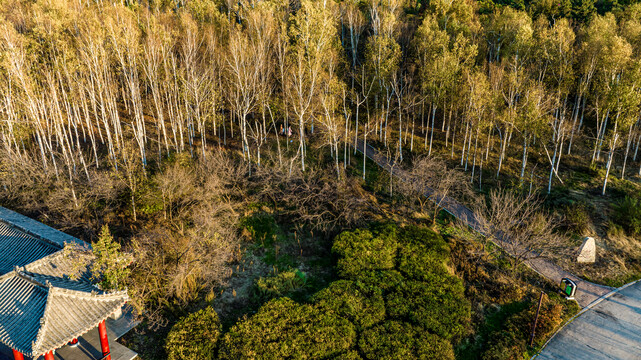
[
  {"x1": 358, "y1": 321, "x2": 455, "y2": 360},
  {"x1": 312, "y1": 280, "x2": 386, "y2": 330},
  {"x1": 253, "y1": 268, "x2": 307, "y2": 300},
  {"x1": 165, "y1": 307, "x2": 221, "y2": 360},
  {"x1": 332, "y1": 225, "x2": 398, "y2": 278},
  {"x1": 219, "y1": 298, "x2": 356, "y2": 359},
  {"x1": 613, "y1": 196, "x2": 641, "y2": 235},
  {"x1": 386, "y1": 278, "x2": 470, "y2": 340},
  {"x1": 396, "y1": 227, "x2": 450, "y2": 280}
]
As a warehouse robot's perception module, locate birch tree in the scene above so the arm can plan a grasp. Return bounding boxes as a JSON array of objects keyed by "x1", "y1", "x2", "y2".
[{"x1": 287, "y1": 0, "x2": 339, "y2": 171}]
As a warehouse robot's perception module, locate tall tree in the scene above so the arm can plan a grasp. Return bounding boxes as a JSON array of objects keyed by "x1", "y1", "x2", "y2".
[{"x1": 287, "y1": 0, "x2": 340, "y2": 171}]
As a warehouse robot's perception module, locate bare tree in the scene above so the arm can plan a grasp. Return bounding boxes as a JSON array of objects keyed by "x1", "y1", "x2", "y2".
[
  {"x1": 474, "y1": 188, "x2": 565, "y2": 274},
  {"x1": 341, "y1": 0, "x2": 365, "y2": 78},
  {"x1": 253, "y1": 164, "x2": 372, "y2": 233},
  {"x1": 106, "y1": 7, "x2": 147, "y2": 167},
  {"x1": 398, "y1": 156, "x2": 473, "y2": 224},
  {"x1": 318, "y1": 55, "x2": 345, "y2": 179}
]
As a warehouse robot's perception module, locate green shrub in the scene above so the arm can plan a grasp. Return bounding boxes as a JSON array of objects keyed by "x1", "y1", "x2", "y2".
[
  {"x1": 334, "y1": 350, "x2": 363, "y2": 360},
  {"x1": 508, "y1": 295, "x2": 563, "y2": 346},
  {"x1": 545, "y1": 186, "x2": 576, "y2": 208},
  {"x1": 218, "y1": 224, "x2": 471, "y2": 359},
  {"x1": 218, "y1": 298, "x2": 356, "y2": 360},
  {"x1": 613, "y1": 196, "x2": 641, "y2": 235},
  {"x1": 253, "y1": 268, "x2": 307, "y2": 300},
  {"x1": 354, "y1": 269, "x2": 406, "y2": 292},
  {"x1": 240, "y1": 212, "x2": 280, "y2": 244},
  {"x1": 332, "y1": 226, "x2": 398, "y2": 278},
  {"x1": 398, "y1": 226, "x2": 449, "y2": 255},
  {"x1": 165, "y1": 307, "x2": 221, "y2": 360},
  {"x1": 312, "y1": 280, "x2": 386, "y2": 330},
  {"x1": 562, "y1": 202, "x2": 592, "y2": 234},
  {"x1": 358, "y1": 321, "x2": 455, "y2": 360},
  {"x1": 397, "y1": 227, "x2": 450, "y2": 280},
  {"x1": 386, "y1": 278, "x2": 470, "y2": 340},
  {"x1": 482, "y1": 306, "x2": 531, "y2": 360},
  {"x1": 481, "y1": 295, "x2": 563, "y2": 359},
  {"x1": 481, "y1": 333, "x2": 527, "y2": 360}
]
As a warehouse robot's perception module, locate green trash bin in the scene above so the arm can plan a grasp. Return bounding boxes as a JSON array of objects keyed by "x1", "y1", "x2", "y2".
[{"x1": 560, "y1": 278, "x2": 577, "y2": 300}]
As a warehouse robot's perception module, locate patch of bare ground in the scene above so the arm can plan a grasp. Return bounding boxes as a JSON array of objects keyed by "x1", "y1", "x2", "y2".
[{"x1": 211, "y1": 252, "x2": 273, "y2": 324}]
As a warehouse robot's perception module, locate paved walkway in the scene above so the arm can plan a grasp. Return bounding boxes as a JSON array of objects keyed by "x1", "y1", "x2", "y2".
[
  {"x1": 536, "y1": 281, "x2": 641, "y2": 359},
  {"x1": 354, "y1": 140, "x2": 612, "y2": 307}
]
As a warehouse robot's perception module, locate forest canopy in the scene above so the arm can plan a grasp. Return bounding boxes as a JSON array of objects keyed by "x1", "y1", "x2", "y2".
[{"x1": 2, "y1": 0, "x2": 641, "y2": 207}]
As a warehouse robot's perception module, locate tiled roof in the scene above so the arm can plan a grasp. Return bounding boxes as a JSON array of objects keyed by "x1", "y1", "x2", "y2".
[
  {"x1": 25, "y1": 250, "x2": 95, "y2": 291},
  {"x1": 0, "y1": 221, "x2": 61, "y2": 275},
  {"x1": 0, "y1": 207, "x2": 128, "y2": 357},
  {"x1": 0, "y1": 266, "x2": 128, "y2": 357},
  {"x1": 0, "y1": 207, "x2": 87, "y2": 249},
  {"x1": 0, "y1": 274, "x2": 47, "y2": 355},
  {"x1": 25, "y1": 250, "x2": 90, "y2": 276},
  {"x1": 34, "y1": 283, "x2": 128, "y2": 357}
]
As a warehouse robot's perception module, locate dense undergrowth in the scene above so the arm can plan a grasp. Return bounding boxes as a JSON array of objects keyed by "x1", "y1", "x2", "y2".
[
  {"x1": 162, "y1": 216, "x2": 579, "y2": 360},
  {"x1": 165, "y1": 224, "x2": 463, "y2": 359},
  {"x1": 0, "y1": 133, "x2": 585, "y2": 359}
]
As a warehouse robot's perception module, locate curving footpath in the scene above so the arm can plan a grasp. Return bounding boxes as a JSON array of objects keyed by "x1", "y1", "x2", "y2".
[
  {"x1": 354, "y1": 139, "x2": 612, "y2": 308},
  {"x1": 354, "y1": 140, "x2": 641, "y2": 359}
]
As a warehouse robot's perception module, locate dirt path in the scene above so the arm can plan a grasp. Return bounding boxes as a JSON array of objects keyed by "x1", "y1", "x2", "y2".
[{"x1": 354, "y1": 140, "x2": 612, "y2": 308}]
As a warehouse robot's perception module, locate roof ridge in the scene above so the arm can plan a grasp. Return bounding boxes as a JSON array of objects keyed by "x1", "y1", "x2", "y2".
[
  {"x1": 23, "y1": 246, "x2": 93, "y2": 274},
  {"x1": 18, "y1": 271, "x2": 128, "y2": 299},
  {"x1": 22, "y1": 250, "x2": 65, "y2": 272},
  {"x1": 49, "y1": 286, "x2": 130, "y2": 299},
  {"x1": 16, "y1": 271, "x2": 50, "y2": 288},
  {"x1": 31, "y1": 283, "x2": 56, "y2": 356},
  {"x1": 0, "y1": 207, "x2": 89, "y2": 249}
]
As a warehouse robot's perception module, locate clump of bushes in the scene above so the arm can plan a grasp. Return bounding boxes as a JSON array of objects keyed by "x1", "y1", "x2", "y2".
[
  {"x1": 191, "y1": 224, "x2": 470, "y2": 359},
  {"x1": 253, "y1": 268, "x2": 307, "y2": 300},
  {"x1": 396, "y1": 226, "x2": 450, "y2": 280},
  {"x1": 386, "y1": 278, "x2": 468, "y2": 340},
  {"x1": 359, "y1": 321, "x2": 455, "y2": 360},
  {"x1": 332, "y1": 225, "x2": 398, "y2": 278},
  {"x1": 218, "y1": 297, "x2": 356, "y2": 359},
  {"x1": 312, "y1": 280, "x2": 386, "y2": 331},
  {"x1": 562, "y1": 202, "x2": 593, "y2": 235},
  {"x1": 165, "y1": 307, "x2": 222, "y2": 360},
  {"x1": 239, "y1": 211, "x2": 280, "y2": 245},
  {"x1": 481, "y1": 294, "x2": 563, "y2": 360},
  {"x1": 613, "y1": 196, "x2": 641, "y2": 235}
]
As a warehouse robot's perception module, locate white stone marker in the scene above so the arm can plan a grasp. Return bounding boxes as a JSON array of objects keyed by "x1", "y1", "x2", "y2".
[{"x1": 577, "y1": 236, "x2": 596, "y2": 263}]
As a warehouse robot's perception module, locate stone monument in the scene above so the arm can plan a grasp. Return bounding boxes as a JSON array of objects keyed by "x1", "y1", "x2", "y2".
[{"x1": 577, "y1": 236, "x2": 596, "y2": 263}]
